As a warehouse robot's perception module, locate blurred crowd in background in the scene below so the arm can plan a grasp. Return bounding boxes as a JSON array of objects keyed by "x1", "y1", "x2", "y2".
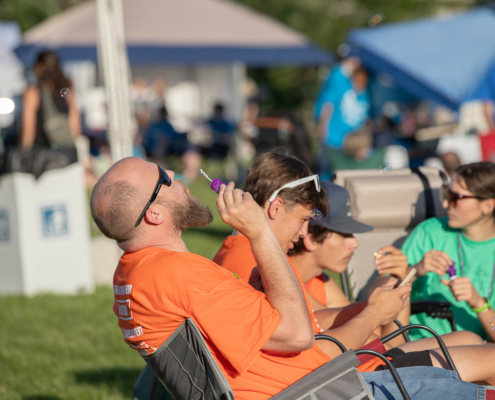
[
  {"x1": 2, "y1": 49, "x2": 494, "y2": 189},
  {"x1": 1, "y1": 0, "x2": 495, "y2": 192}
]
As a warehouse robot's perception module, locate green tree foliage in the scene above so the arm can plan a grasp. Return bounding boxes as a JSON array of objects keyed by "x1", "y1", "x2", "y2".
[
  {"x1": 234, "y1": 0, "x2": 468, "y2": 111},
  {"x1": 0, "y1": 0, "x2": 84, "y2": 32},
  {"x1": 233, "y1": 0, "x2": 449, "y2": 52}
]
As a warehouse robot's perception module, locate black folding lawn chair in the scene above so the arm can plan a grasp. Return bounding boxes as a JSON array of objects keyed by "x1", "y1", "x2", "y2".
[{"x1": 133, "y1": 318, "x2": 459, "y2": 400}]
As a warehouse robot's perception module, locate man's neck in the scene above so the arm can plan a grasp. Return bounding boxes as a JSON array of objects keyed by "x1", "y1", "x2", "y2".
[
  {"x1": 290, "y1": 252, "x2": 323, "y2": 284},
  {"x1": 462, "y1": 217, "x2": 495, "y2": 242},
  {"x1": 154, "y1": 238, "x2": 189, "y2": 253},
  {"x1": 125, "y1": 232, "x2": 189, "y2": 253}
]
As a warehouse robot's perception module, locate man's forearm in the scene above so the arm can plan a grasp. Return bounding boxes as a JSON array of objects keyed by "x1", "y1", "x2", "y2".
[
  {"x1": 317, "y1": 307, "x2": 381, "y2": 359},
  {"x1": 315, "y1": 300, "x2": 368, "y2": 330},
  {"x1": 250, "y1": 232, "x2": 312, "y2": 330}
]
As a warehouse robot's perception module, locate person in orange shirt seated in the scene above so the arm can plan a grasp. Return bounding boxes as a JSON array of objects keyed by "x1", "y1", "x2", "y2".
[
  {"x1": 90, "y1": 157, "x2": 495, "y2": 399},
  {"x1": 213, "y1": 151, "x2": 495, "y2": 375}
]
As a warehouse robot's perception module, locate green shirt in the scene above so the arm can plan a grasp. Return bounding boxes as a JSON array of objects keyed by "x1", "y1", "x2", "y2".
[
  {"x1": 329, "y1": 148, "x2": 385, "y2": 171},
  {"x1": 402, "y1": 217, "x2": 495, "y2": 341}
]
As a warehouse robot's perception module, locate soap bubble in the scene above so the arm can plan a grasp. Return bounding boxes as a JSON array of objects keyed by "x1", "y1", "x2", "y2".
[
  {"x1": 112, "y1": 153, "x2": 117, "y2": 158},
  {"x1": 60, "y1": 88, "x2": 70, "y2": 97},
  {"x1": 337, "y1": 43, "x2": 350, "y2": 58},
  {"x1": 90, "y1": 109, "x2": 95, "y2": 113},
  {"x1": 311, "y1": 209, "x2": 322, "y2": 220},
  {"x1": 109, "y1": 87, "x2": 115, "y2": 93},
  {"x1": 368, "y1": 12, "x2": 384, "y2": 27},
  {"x1": 380, "y1": 163, "x2": 392, "y2": 175}
]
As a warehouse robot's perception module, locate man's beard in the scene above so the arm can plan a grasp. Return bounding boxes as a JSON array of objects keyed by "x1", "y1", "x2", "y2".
[{"x1": 164, "y1": 193, "x2": 213, "y2": 232}]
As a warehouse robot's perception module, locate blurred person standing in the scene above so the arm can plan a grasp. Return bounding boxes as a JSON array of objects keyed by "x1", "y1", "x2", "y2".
[
  {"x1": 145, "y1": 106, "x2": 200, "y2": 183},
  {"x1": 20, "y1": 51, "x2": 80, "y2": 157},
  {"x1": 150, "y1": 78, "x2": 167, "y2": 121},
  {"x1": 145, "y1": 106, "x2": 186, "y2": 159},
  {"x1": 315, "y1": 62, "x2": 371, "y2": 176},
  {"x1": 204, "y1": 102, "x2": 236, "y2": 159}
]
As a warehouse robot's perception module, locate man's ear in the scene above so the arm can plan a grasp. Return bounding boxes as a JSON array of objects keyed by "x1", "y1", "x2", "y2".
[
  {"x1": 482, "y1": 198, "x2": 495, "y2": 216},
  {"x1": 144, "y1": 206, "x2": 166, "y2": 226},
  {"x1": 266, "y1": 198, "x2": 284, "y2": 220},
  {"x1": 303, "y1": 234, "x2": 317, "y2": 252}
]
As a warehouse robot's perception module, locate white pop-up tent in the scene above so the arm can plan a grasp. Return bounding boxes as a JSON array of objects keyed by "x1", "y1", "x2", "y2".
[{"x1": 15, "y1": 0, "x2": 334, "y2": 122}]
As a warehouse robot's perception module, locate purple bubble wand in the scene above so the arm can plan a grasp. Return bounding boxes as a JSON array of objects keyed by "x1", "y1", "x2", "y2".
[
  {"x1": 200, "y1": 169, "x2": 227, "y2": 194},
  {"x1": 447, "y1": 261, "x2": 457, "y2": 280}
]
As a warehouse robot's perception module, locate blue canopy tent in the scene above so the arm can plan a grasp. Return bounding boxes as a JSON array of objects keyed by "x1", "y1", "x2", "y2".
[
  {"x1": 348, "y1": 6, "x2": 495, "y2": 110},
  {"x1": 15, "y1": 0, "x2": 334, "y2": 67}
]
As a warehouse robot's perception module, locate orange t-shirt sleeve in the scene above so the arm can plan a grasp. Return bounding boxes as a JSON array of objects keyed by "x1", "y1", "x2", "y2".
[{"x1": 173, "y1": 255, "x2": 281, "y2": 375}]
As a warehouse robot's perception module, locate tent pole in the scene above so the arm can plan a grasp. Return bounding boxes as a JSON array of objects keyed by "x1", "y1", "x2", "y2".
[{"x1": 96, "y1": 0, "x2": 135, "y2": 162}]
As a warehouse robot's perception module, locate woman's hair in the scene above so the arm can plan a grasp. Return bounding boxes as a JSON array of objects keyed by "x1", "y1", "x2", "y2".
[
  {"x1": 35, "y1": 51, "x2": 71, "y2": 93},
  {"x1": 453, "y1": 162, "x2": 495, "y2": 217}
]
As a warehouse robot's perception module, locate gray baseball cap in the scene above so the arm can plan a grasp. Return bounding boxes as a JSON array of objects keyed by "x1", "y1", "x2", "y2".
[{"x1": 310, "y1": 181, "x2": 374, "y2": 234}]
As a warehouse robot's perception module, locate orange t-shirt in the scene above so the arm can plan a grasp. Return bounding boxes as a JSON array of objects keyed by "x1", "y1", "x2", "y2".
[
  {"x1": 113, "y1": 247, "x2": 330, "y2": 400},
  {"x1": 305, "y1": 274, "x2": 327, "y2": 306},
  {"x1": 213, "y1": 235, "x2": 325, "y2": 334},
  {"x1": 213, "y1": 236, "x2": 386, "y2": 373}
]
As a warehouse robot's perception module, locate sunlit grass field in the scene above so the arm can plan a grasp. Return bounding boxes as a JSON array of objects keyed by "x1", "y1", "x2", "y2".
[
  {"x1": 1, "y1": 164, "x2": 340, "y2": 399},
  {"x1": 0, "y1": 174, "x2": 232, "y2": 400}
]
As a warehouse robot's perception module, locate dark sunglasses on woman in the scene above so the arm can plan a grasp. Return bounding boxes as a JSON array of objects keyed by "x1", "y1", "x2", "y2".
[{"x1": 441, "y1": 185, "x2": 482, "y2": 207}]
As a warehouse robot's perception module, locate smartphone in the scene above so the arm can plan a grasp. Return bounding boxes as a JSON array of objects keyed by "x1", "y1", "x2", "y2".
[{"x1": 398, "y1": 268, "x2": 417, "y2": 287}]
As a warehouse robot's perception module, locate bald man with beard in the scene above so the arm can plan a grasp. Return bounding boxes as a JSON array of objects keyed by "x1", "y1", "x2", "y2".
[{"x1": 90, "y1": 157, "x2": 495, "y2": 400}]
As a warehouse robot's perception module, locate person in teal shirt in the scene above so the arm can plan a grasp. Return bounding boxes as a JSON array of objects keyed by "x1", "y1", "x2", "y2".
[{"x1": 393, "y1": 162, "x2": 495, "y2": 341}]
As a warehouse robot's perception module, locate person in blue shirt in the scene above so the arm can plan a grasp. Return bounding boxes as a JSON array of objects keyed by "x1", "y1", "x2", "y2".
[
  {"x1": 315, "y1": 63, "x2": 372, "y2": 177},
  {"x1": 204, "y1": 102, "x2": 236, "y2": 159},
  {"x1": 144, "y1": 106, "x2": 188, "y2": 159}
]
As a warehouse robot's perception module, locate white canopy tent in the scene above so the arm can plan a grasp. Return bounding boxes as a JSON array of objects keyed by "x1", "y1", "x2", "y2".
[{"x1": 15, "y1": 0, "x2": 333, "y2": 127}]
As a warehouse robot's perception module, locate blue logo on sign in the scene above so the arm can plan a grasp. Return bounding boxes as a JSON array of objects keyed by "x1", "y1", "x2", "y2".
[
  {"x1": 0, "y1": 209, "x2": 9, "y2": 242},
  {"x1": 42, "y1": 205, "x2": 68, "y2": 237}
]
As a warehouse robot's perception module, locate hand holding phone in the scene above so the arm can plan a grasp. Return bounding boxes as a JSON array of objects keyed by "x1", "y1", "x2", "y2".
[{"x1": 398, "y1": 268, "x2": 417, "y2": 287}]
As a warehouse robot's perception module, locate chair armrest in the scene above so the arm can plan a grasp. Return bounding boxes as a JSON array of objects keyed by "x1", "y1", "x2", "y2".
[
  {"x1": 354, "y1": 349, "x2": 411, "y2": 400},
  {"x1": 392, "y1": 319, "x2": 411, "y2": 342},
  {"x1": 380, "y1": 324, "x2": 460, "y2": 378},
  {"x1": 315, "y1": 334, "x2": 347, "y2": 353},
  {"x1": 411, "y1": 300, "x2": 457, "y2": 331}
]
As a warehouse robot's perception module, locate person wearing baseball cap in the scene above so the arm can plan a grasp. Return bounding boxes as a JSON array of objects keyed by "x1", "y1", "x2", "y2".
[
  {"x1": 289, "y1": 181, "x2": 495, "y2": 375},
  {"x1": 289, "y1": 181, "x2": 412, "y2": 338}
]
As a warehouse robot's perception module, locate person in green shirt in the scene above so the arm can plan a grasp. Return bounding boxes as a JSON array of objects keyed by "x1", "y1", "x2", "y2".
[{"x1": 379, "y1": 162, "x2": 495, "y2": 341}]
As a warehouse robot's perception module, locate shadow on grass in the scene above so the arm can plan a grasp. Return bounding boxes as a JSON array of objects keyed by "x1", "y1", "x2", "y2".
[
  {"x1": 74, "y1": 367, "x2": 142, "y2": 396},
  {"x1": 184, "y1": 225, "x2": 232, "y2": 239},
  {"x1": 23, "y1": 397, "x2": 62, "y2": 400}
]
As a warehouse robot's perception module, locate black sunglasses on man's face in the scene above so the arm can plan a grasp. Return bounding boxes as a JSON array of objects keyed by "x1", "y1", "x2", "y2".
[{"x1": 134, "y1": 165, "x2": 172, "y2": 227}]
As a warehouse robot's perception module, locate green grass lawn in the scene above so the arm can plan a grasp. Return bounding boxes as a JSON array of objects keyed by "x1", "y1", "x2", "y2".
[
  {"x1": 0, "y1": 287, "x2": 145, "y2": 400},
  {"x1": 1, "y1": 177, "x2": 232, "y2": 400},
  {"x1": 1, "y1": 172, "x2": 341, "y2": 399}
]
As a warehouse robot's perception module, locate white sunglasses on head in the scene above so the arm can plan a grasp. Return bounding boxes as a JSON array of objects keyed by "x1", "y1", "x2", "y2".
[{"x1": 268, "y1": 174, "x2": 321, "y2": 202}]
